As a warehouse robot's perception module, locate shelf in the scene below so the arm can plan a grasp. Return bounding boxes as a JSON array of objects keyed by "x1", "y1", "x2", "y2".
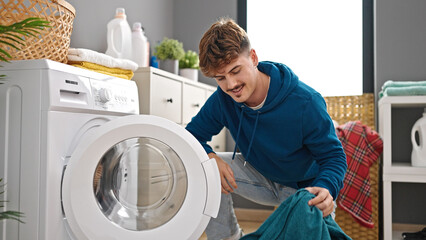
[
  {"x1": 379, "y1": 96, "x2": 426, "y2": 107},
  {"x1": 383, "y1": 162, "x2": 426, "y2": 182},
  {"x1": 380, "y1": 95, "x2": 426, "y2": 240}
]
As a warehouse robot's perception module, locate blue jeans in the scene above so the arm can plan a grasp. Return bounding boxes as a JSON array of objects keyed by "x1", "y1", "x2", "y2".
[{"x1": 205, "y1": 152, "x2": 297, "y2": 240}]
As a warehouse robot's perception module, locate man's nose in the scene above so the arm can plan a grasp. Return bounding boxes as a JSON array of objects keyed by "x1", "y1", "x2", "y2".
[{"x1": 227, "y1": 76, "x2": 238, "y2": 89}]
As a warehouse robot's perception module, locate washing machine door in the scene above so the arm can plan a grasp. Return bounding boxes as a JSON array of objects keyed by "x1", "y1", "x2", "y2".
[{"x1": 61, "y1": 115, "x2": 221, "y2": 240}]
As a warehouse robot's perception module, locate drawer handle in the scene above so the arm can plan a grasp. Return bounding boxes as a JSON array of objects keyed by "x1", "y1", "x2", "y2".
[
  {"x1": 166, "y1": 98, "x2": 173, "y2": 103},
  {"x1": 193, "y1": 103, "x2": 200, "y2": 108}
]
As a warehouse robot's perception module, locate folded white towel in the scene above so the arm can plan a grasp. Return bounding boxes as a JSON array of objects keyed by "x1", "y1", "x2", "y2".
[{"x1": 68, "y1": 48, "x2": 138, "y2": 71}]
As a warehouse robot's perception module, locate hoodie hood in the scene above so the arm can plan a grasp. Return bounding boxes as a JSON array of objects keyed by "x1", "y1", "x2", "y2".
[
  {"x1": 234, "y1": 61, "x2": 299, "y2": 114},
  {"x1": 229, "y1": 61, "x2": 300, "y2": 162}
]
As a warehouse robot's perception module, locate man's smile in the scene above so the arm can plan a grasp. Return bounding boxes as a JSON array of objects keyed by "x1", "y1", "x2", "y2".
[{"x1": 229, "y1": 85, "x2": 244, "y2": 96}]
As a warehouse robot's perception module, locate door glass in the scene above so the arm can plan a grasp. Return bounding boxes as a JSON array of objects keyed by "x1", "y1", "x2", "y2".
[{"x1": 93, "y1": 137, "x2": 187, "y2": 231}]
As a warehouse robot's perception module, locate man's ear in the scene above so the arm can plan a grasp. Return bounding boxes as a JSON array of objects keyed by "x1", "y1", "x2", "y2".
[{"x1": 250, "y1": 48, "x2": 259, "y2": 67}]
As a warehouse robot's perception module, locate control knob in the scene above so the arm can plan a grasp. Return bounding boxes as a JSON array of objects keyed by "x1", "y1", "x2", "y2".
[{"x1": 98, "y1": 88, "x2": 113, "y2": 103}]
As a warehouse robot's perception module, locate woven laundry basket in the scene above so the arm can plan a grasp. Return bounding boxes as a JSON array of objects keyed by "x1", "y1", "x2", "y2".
[
  {"x1": 324, "y1": 93, "x2": 380, "y2": 240},
  {"x1": 0, "y1": 0, "x2": 75, "y2": 63}
]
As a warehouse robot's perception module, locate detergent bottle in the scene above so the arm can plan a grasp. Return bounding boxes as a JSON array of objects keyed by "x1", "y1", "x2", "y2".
[
  {"x1": 131, "y1": 22, "x2": 149, "y2": 67},
  {"x1": 105, "y1": 8, "x2": 132, "y2": 60},
  {"x1": 411, "y1": 108, "x2": 426, "y2": 167}
]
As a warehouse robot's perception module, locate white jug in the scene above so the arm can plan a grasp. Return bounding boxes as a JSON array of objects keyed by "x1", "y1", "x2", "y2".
[
  {"x1": 411, "y1": 109, "x2": 426, "y2": 167},
  {"x1": 105, "y1": 8, "x2": 132, "y2": 60},
  {"x1": 131, "y1": 22, "x2": 149, "y2": 67}
]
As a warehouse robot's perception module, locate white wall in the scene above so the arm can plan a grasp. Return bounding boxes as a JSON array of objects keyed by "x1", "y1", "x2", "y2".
[
  {"x1": 173, "y1": 0, "x2": 237, "y2": 86},
  {"x1": 66, "y1": 0, "x2": 175, "y2": 54},
  {"x1": 375, "y1": 0, "x2": 426, "y2": 95}
]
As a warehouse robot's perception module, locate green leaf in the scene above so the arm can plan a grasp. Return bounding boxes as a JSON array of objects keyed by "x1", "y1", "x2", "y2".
[
  {"x1": 0, "y1": 211, "x2": 25, "y2": 223},
  {"x1": 0, "y1": 38, "x2": 24, "y2": 48},
  {"x1": 0, "y1": 48, "x2": 12, "y2": 58},
  {"x1": 179, "y1": 50, "x2": 199, "y2": 69},
  {"x1": 0, "y1": 178, "x2": 24, "y2": 223},
  {"x1": 0, "y1": 17, "x2": 51, "y2": 62},
  {"x1": 154, "y1": 38, "x2": 185, "y2": 60},
  {"x1": 1, "y1": 32, "x2": 25, "y2": 41}
]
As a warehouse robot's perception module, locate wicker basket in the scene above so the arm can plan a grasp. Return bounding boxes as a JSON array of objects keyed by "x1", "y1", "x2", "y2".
[
  {"x1": 324, "y1": 93, "x2": 379, "y2": 240},
  {"x1": 0, "y1": 0, "x2": 75, "y2": 63}
]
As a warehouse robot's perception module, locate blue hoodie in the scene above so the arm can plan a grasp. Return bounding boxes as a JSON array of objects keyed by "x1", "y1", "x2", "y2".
[{"x1": 185, "y1": 61, "x2": 347, "y2": 199}]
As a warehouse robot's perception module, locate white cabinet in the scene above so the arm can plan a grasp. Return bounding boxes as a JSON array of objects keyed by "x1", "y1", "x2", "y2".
[
  {"x1": 378, "y1": 96, "x2": 426, "y2": 240},
  {"x1": 150, "y1": 74, "x2": 182, "y2": 123},
  {"x1": 182, "y1": 84, "x2": 205, "y2": 124},
  {"x1": 133, "y1": 67, "x2": 226, "y2": 152}
]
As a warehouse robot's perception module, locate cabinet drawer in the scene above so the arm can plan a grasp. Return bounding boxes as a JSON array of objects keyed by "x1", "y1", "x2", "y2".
[
  {"x1": 150, "y1": 75, "x2": 182, "y2": 123},
  {"x1": 182, "y1": 84, "x2": 206, "y2": 124}
]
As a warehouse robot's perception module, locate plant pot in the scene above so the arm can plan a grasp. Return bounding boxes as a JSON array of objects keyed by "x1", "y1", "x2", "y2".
[
  {"x1": 159, "y1": 59, "x2": 179, "y2": 75},
  {"x1": 180, "y1": 68, "x2": 199, "y2": 81}
]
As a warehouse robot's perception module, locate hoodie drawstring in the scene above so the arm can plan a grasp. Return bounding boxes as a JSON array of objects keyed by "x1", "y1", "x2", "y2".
[
  {"x1": 232, "y1": 107, "x2": 261, "y2": 167},
  {"x1": 232, "y1": 107, "x2": 244, "y2": 160},
  {"x1": 245, "y1": 111, "x2": 260, "y2": 164}
]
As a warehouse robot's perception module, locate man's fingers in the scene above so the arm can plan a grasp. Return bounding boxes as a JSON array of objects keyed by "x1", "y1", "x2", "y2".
[
  {"x1": 220, "y1": 168, "x2": 237, "y2": 193},
  {"x1": 225, "y1": 165, "x2": 238, "y2": 189},
  {"x1": 209, "y1": 153, "x2": 238, "y2": 194},
  {"x1": 306, "y1": 187, "x2": 328, "y2": 205},
  {"x1": 313, "y1": 195, "x2": 333, "y2": 216},
  {"x1": 220, "y1": 174, "x2": 232, "y2": 193},
  {"x1": 305, "y1": 187, "x2": 334, "y2": 217}
]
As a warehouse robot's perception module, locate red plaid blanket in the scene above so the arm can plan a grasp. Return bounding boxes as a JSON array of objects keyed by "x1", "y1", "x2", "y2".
[{"x1": 336, "y1": 121, "x2": 383, "y2": 228}]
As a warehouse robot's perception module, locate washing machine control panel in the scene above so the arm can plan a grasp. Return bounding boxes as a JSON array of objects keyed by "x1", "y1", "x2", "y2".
[{"x1": 91, "y1": 78, "x2": 139, "y2": 114}]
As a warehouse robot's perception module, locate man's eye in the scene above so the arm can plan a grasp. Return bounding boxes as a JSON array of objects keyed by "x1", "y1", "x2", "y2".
[{"x1": 232, "y1": 70, "x2": 240, "y2": 75}]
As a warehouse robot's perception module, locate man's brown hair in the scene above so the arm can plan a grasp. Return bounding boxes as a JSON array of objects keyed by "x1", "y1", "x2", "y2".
[{"x1": 199, "y1": 17, "x2": 251, "y2": 77}]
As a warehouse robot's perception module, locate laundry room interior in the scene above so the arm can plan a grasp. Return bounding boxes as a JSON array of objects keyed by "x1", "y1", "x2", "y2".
[{"x1": 1, "y1": 0, "x2": 426, "y2": 240}]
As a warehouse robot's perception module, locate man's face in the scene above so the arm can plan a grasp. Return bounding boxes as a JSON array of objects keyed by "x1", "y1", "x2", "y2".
[{"x1": 213, "y1": 49, "x2": 259, "y2": 105}]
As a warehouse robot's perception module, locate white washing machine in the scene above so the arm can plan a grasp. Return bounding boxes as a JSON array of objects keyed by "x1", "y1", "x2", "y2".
[{"x1": 0, "y1": 59, "x2": 220, "y2": 240}]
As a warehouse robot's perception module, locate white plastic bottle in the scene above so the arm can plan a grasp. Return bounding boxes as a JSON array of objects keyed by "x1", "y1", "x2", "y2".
[
  {"x1": 131, "y1": 22, "x2": 149, "y2": 67},
  {"x1": 105, "y1": 8, "x2": 132, "y2": 60},
  {"x1": 411, "y1": 108, "x2": 426, "y2": 167}
]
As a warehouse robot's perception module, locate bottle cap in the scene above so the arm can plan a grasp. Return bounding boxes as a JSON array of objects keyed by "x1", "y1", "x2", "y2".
[
  {"x1": 115, "y1": 8, "x2": 126, "y2": 19},
  {"x1": 132, "y1": 22, "x2": 142, "y2": 31}
]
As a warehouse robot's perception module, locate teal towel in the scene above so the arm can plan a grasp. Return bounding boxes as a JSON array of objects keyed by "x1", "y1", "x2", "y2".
[
  {"x1": 240, "y1": 189, "x2": 352, "y2": 240},
  {"x1": 382, "y1": 80, "x2": 426, "y2": 89},
  {"x1": 380, "y1": 80, "x2": 426, "y2": 98}
]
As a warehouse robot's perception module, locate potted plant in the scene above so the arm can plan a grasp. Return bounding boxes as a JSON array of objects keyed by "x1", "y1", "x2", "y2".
[
  {"x1": 179, "y1": 50, "x2": 199, "y2": 81},
  {"x1": 154, "y1": 37, "x2": 184, "y2": 74}
]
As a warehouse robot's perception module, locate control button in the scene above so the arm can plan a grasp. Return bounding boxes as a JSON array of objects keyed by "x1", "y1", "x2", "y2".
[{"x1": 99, "y1": 88, "x2": 112, "y2": 103}]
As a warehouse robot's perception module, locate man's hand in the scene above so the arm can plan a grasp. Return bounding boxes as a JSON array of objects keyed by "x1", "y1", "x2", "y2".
[
  {"x1": 208, "y1": 153, "x2": 238, "y2": 194},
  {"x1": 305, "y1": 187, "x2": 334, "y2": 217}
]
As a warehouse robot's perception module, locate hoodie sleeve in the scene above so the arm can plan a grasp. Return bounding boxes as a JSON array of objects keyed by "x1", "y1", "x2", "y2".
[
  {"x1": 185, "y1": 91, "x2": 225, "y2": 154},
  {"x1": 302, "y1": 93, "x2": 347, "y2": 199}
]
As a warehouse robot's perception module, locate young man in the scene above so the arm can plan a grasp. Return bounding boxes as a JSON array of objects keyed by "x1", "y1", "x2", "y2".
[{"x1": 185, "y1": 18, "x2": 347, "y2": 240}]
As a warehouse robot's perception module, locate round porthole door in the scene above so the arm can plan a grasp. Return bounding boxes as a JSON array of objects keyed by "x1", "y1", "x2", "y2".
[{"x1": 61, "y1": 115, "x2": 221, "y2": 240}]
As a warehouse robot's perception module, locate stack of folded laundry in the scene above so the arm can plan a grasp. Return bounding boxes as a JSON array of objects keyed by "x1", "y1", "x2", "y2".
[
  {"x1": 67, "y1": 48, "x2": 139, "y2": 80},
  {"x1": 380, "y1": 80, "x2": 426, "y2": 98}
]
